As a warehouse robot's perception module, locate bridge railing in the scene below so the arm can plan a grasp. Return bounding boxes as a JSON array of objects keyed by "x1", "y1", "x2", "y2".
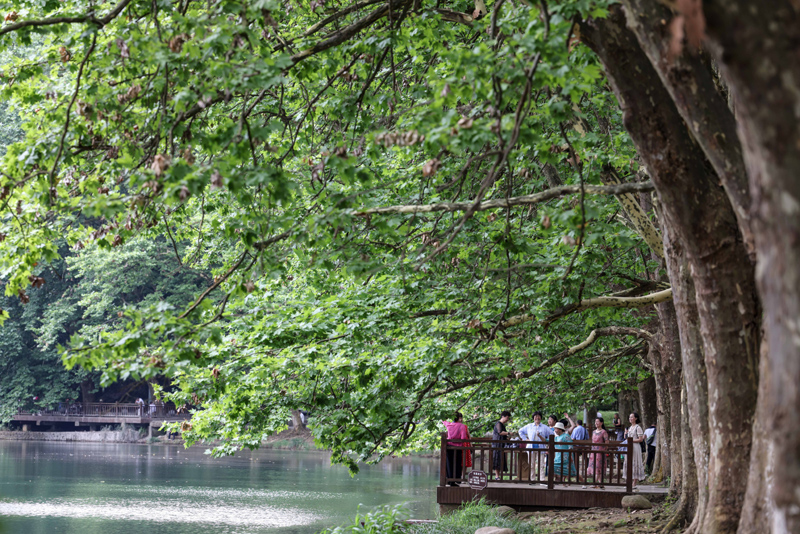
[
  {"x1": 440, "y1": 433, "x2": 634, "y2": 493},
  {"x1": 16, "y1": 402, "x2": 190, "y2": 420}
]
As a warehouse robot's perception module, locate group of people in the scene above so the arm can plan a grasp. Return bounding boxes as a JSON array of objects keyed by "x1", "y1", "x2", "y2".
[{"x1": 442, "y1": 409, "x2": 657, "y2": 491}]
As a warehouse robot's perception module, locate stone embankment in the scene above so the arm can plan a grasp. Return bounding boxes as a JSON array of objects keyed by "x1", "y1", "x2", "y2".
[{"x1": 0, "y1": 428, "x2": 141, "y2": 443}]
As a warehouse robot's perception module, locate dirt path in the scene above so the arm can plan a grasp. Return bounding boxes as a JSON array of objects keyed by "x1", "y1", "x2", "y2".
[{"x1": 519, "y1": 503, "x2": 673, "y2": 533}]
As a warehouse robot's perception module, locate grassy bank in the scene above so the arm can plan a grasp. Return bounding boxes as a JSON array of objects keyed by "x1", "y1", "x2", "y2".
[{"x1": 319, "y1": 500, "x2": 542, "y2": 534}]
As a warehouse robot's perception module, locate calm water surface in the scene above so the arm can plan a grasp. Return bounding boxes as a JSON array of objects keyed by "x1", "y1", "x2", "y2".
[{"x1": 0, "y1": 440, "x2": 438, "y2": 534}]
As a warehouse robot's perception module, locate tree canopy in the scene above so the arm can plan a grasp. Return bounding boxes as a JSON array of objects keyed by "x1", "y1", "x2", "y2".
[{"x1": 2, "y1": 1, "x2": 800, "y2": 531}]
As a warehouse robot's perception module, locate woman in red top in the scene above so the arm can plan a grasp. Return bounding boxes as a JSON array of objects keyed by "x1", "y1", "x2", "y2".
[{"x1": 442, "y1": 412, "x2": 469, "y2": 486}]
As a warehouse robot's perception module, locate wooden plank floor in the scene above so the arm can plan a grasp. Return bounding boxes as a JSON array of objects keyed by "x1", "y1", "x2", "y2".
[{"x1": 437, "y1": 483, "x2": 667, "y2": 509}]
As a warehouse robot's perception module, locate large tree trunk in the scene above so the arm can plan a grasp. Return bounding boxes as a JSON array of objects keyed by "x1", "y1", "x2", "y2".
[
  {"x1": 661, "y1": 218, "x2": 709, "y2": 534},
  {"x1": 646, "y1": 343, "x2": 665, "y2": 482},
  {"x1": 637, "y1": 376, "x2": 657, "y2": 431},
  {"x1": 737, "y1": 336, "x2": 776, "y2": 534},
  {"x1": 618, "y1": 391, "x2": 633, "y2": 425},
  {"x1": 620, "y1": 0, "x2": 753, "y2": 254},
  {"x1": 80, "y1": 378, "x2": 95, "y2": 405},
  {"x1": 653, "y1": 300, "x2": 683, "y2": 496},
  {"x1": 580, "y1": 8, "x2": 760, "y2": 533},
  {"x1": 291, "y1": 409, "x2": 305, "y2": 431},
  {"x1": 662, "y1": 381, "x2": 699, "y2": 533},
  {"x1": 700, "y1": 2, "x2": 800, "y2": 531}
]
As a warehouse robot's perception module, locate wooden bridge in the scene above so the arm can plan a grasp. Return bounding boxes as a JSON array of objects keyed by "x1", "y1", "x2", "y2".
[
  {"x1": 11, "y1": 402, "x2": 190, "y2": 434},
  {"x1": 438, "y1": 434, "x2": 666, "y2": 510}
]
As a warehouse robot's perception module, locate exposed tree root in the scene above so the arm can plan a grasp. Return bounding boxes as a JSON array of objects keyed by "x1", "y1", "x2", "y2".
[
  {"x1": 650, "y1": 464, "x2": 665, "y2": 484},
  {"x1": 661, "y1": 495, "x2": 691, "y2": 533}
]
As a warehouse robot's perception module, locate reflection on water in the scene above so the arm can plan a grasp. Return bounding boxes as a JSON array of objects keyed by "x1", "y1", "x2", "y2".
[{"x1": 0, "y1": 441, "x2": 437, "y2": 534}]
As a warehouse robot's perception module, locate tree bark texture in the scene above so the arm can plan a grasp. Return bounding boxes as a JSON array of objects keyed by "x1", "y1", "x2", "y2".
[
  {"x1": 646, "y1": 334, "x2": 667, "y2": 483},
  {"x1": 662, "y1": 382, "x2": 699, "y2": 533},
  {"x1": 81, "y1": 378, "x2": 95, "y2": 404},
  {"x1": 291, "y1": 409, "x2": 305, "y2": 430},
  {"x1": 580, "y1": 8, "x2": 760, "y2": 532},
  {"x1": 661, "y1": 219, "x2": 710, "y2": 534},
  {"x1": 638, "y1": 376, "x2": 658, "y2": 431},
  {"x1": 653, "y1": 299, "x2": 683, "y2": 496},
  {"x1": 737, "y1": 336, "x2": 776, "y2": 534},
  {"x1": 701, "y1": 2, "x2": 800, "y2": 530},
  {"x1": 620, "y1": 0, "x2": 754, "y2": 255}
]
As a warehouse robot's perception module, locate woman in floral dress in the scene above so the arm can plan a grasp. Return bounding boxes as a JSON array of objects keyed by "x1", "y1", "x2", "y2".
[
  {"x1": 622, "y1": 412, "x2": 646, "y2": 490},
  {"x1": 587, "y1": 417, "x2": 609, "y2": 488}
]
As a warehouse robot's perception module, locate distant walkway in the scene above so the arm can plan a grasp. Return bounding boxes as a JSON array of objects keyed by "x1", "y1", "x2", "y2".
[{"x1": 12, "y1": 402, "x2": 190, "y2": 427}]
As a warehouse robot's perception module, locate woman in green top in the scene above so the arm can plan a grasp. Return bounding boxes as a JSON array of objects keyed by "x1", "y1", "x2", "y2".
[{"x1": 552, "y1": 422, "x2": 580, "y2": 485}]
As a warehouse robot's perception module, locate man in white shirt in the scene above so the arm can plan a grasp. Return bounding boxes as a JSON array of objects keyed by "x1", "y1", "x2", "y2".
[
  {"x1": 518, "y1": 411, "x2": 554, "y2": 483},
  {"x1": 644, "y1": 423, "x2": 657, "y2": 474}
]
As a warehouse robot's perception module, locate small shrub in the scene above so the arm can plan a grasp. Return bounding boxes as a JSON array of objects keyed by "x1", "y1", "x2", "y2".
[
  {"x1": 408, "y1": 499, "x2": 542, "y2": 534},
  {"x1": 318, "y1": 504, "x2": 410, "y2": 534}
]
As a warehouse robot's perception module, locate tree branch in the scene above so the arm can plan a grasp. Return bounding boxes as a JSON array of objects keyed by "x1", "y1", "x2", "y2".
[
  {"x1": 291, "y1": 0, "x2": 411, "y2": 65},
  {"x1": 353, "y1": 181, "x2": 655, "y2": 216},
  {"x1": 435, "y1": 9, "x2": 475, "y2": 26},
  {"x1": 601, "y1": 165, "x2": 664, "y2": 258},
  {"x1": 431, "y1": 327, "x2": 652, "y2": 398},
  {"x1": 0, "y1": 0, "x2": 133, "y2": 35},
  {"x1": 493, "y1": 287, "x2": 672, "y2": 331},
  {"x1": 49, "y1": 32, "x2": 97, "y2": 201}
]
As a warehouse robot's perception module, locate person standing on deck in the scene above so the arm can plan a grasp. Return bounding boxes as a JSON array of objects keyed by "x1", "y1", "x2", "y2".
[
  {"x1": 518, "y1": 411, "x2": 552, "y2": 483},
  {"x1": 441, "y1": 412, "x2": 469, "y2": 486},
  {"x1": 644, "y1": 423, "x2": 657, "y2": 475},
  {"x1": 622, "y1": 412, "x2": 646, "y2": 490},
  {"x1": 552, "y1": 422, "x2": 581, "y2": 485},
  {"x1": 492, "y1": 411, "x2": 512, "y2": 480},
  {"x1": 568, "y1": 414, "x2": 589, "y2": 441},
  {"x1": 587, "y1": 417, "x2": 609, "y2": 488},
  {"x1": 613, "y1": 413, "x2": 625, "y2": 441}
]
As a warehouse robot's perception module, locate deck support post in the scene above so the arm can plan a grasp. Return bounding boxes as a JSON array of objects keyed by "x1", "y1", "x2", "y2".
[
  {"x1": 547, "y1": 435, "x2": 555, "y2": 490},
  {"x1": 626, "y1": 440, "x2": 633, "y2": 493},
  {"x1": 440, "y1": 432, "x2": 447, "y2": 486}
]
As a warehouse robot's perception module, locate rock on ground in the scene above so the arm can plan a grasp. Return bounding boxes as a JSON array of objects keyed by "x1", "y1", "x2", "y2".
[
  {"x1": 495, "y1": 505, "x2": 516, "y2": 517},
  {"x1": 621, "y1": 494, "x2": 653, "y2": 509},
  {"x1": 474, "y1": 528, "x2": 516, "y2": 534}
]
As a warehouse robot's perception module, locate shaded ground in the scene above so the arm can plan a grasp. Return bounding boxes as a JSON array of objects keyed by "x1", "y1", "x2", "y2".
[{"x1": 519, "y1": 502, "x2": 673, "y2": 533}]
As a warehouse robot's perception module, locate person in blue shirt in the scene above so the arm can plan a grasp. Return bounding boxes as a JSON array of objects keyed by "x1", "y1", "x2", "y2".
[
  {"x1": 518, "y1": 411, "x2": 553, "y2": 483},
  {"x1": 567, "y1": 413, "x2": 589, "y2": 441}
]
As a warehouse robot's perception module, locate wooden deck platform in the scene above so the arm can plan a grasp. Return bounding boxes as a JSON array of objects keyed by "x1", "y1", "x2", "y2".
[
  {"x1": 438, "y1": 433, "x2": 663, "y2": 510},
  {"x1": 438, "y1": 482, "x2": 667, "y2": 510},
  {"x1": 11, "y1": 402, "x2": 189, "y2": 428}
]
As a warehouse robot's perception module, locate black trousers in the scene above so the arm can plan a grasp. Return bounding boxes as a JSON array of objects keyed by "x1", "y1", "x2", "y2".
[
  {"x1": 446, "y1": 449, "x2": 463, "y2": 483},
  {"x1": 646, "y1": 445, "x2": 656, "y2": 471}
]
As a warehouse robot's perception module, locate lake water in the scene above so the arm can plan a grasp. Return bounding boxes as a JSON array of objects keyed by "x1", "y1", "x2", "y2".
[{"x1": 0, "y1": 441, "x2": 439, "y2": 534}]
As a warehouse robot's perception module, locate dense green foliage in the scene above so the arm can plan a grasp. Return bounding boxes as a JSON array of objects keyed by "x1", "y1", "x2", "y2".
[
  {"x1": 0, "y1": 235, "x2": 209, "y2": 419},
  {"x1": 0, "y1": 0, "x2": 660, "y2": 467}
]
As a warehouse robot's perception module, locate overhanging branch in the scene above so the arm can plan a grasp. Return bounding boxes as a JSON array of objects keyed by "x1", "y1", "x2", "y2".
[
  {"x1": 353, "y1": 181, "x2": 655, "y2": 216},
  {"x1": 0, "y1": 0, "x2": 133, "y2": 35},
  {"x1": 497, "y1": 287, "x2": 672, "y2": 330},
  {"x1": 431, "y1": 326, "x2": 652, "y2": 398}
]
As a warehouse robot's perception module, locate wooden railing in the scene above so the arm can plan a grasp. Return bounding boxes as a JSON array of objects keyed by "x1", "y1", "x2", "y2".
[
  {"x1": 16, "y1": 402, "x2": 190, "y2": 420},
  {"x1": 440, "y1": 433, "x2": 634, "y2": 493}
]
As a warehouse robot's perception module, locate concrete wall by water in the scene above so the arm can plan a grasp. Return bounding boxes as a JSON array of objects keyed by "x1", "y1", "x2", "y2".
[{"x1": 0, "y1": 429, "x2": 140, "y2": 442}]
